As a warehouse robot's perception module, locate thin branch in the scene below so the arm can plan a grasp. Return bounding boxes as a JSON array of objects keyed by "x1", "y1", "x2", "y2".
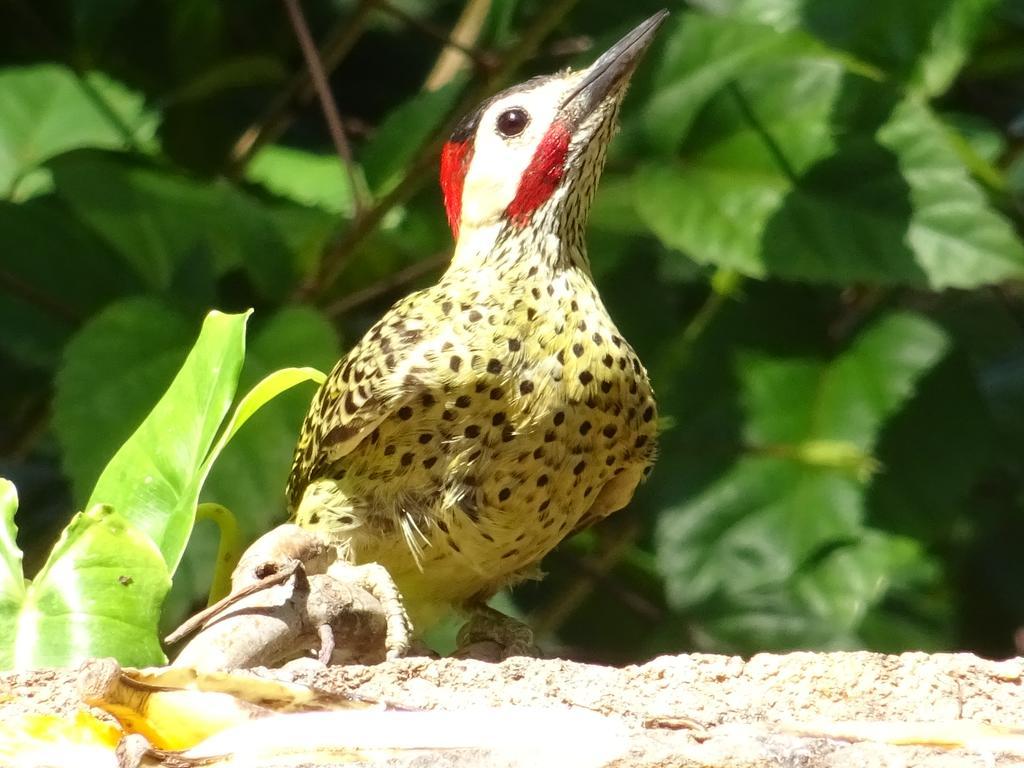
[
  {"x1": 373, "y1": 0, "x2": 496, "y2": 81},
  {"x1": 301, "y1": 0, "x2": 585, "y2": 302},
  {"x1": 280, "y1": 0, "x2": 370, "y2": 216},
  {"x1": 325, "y1": 252, "x2": 448, "y2": 318},
  {"x1": 0, "y1": 270, "x2": 81, "y2": 325},
  {"x1": 227, "y1": 0, "x2": 379, "y2": 174},
  {"x1": 422, "y1": 0, "x2": 494, "y2": 91}
]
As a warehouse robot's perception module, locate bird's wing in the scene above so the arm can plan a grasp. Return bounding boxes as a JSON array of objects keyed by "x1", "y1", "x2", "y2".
[{"x1": 286, "y1": 295, "x2": 433, "y2": 509}]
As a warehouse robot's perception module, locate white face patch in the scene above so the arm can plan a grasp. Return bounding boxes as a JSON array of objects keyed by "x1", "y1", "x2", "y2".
[{"x1": 458, "y1": 74, "x2": 584, "y2": 230}]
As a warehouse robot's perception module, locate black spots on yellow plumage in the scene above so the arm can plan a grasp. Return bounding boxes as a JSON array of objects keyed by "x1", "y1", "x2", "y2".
[
  {"x1": 553, "y1": 411, "x2": 565, "y2": 425},
  {"x1": 468, "y1": 309, "x2": 483, "y2": 322},
  {"x1": 401, "y1": 451, "x2": 415, "y2": 466},
  {"x1": 579, "y1": 370, "x2": 594, "y2": 386},
  {"x1": 499, "y1": 487, "x2": 511, "y2": 501},
  {"x1": 418, "y1": 433, "x2": 433, "y2": 444},
  {"x1": 643, "y1": 405, "x2": 655, "y2": 422},
  {"x1": 421, "y1": 393, "x2": 436, "y2": 407},
  {"x1": 573, "y1": 460, "x2": 586, "y2": 475},
  {"x1": 398, "y1": 405, "x2": 413, "y2": 420},
  {"x1": 423, "y1": 456, "x2": 437, "y2": 469},
  {"x1": 442, "y1": 409, "x2": 456, "y2": 421},
  {"x1": 323, "y1": 423, "x2": 358, "y2": 445},
  {"x1": 464, "y1": 424, "x2": 481, "y2": 438},
  {"x1": 487, "y1": 358, "x2": 503, "y2": 374},
  {"x1": 601, "y1": 381, "x2": 612, "y2": 393},
  {"x1": 572, "y1": 343, "x2": 584, "y2": 357},
  {"x1": 455, "y1": 394, "x2": 472, "y2": 408},
  {"x1": 490, "y1": 386, "x2": 504, "y2": 400},
  {"x1": 635, "y1": 435, "x2": 649, "y2": 448},
  {"x1": 343, "y1": 391, "x2": 358, "y2": 415},
  {"x1": 537, "y1": 474, "x2": 549, "y2": 487},
  {"x1": 603, "y1": 424, "x2": 617, "y2": 438},
  {"x1": 602, "y1": 354, "x2": 613, "y2": 367},
  {"x1": 519, "y1": 380, "x2": 534, "y2": 395},
  {"x1": 508, "y1": 338, "x2": 522, "y2": 352},
  {"x1": 450, "y1": 355, "x2": 463, "y2": 372},
  {"x1": 579, "y1": 421, "x2": 592, "y2": 435},
  {"x1": 492, "y1": 412, "x2": 506, "y2": 426},
  {"x1": 384, "y1": 445, "x2": 396, "y2": 456}
]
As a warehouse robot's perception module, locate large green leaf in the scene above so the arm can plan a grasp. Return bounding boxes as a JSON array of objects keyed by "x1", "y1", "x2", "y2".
[
  {"x1": 656, "y1": 312, "x2": 951, "y2": 650},
  {"x1": 1, "y1": 502, "x2": 170, "y2": 670},
  {"x1": 165, "y1": 309, "x2": 337, "y2": 625},
  {"x1": 0, "y1": 65, "x2": 156, "y2": 199},
  {"x1": 48, "y1": 150, "x2": 298, "y2": 297},
  {"x1": 84, "y1": 309, "x2": 250, "y2": 570},
  {"x1": 53, "y1": 299, "x2": 194, "y2": 507},
  {"x1": 0, "y1": 480, "x2": 25, "y2": 648},
  {"x1": 246, "y1": 145, "x2": 355, "y2": 216},
  {"x1": 707, "y1": 0, "x2": 999, "y2": 95},
  {"x1": 0, "y1": 197, "x2": 140, "y2": 368},
  {"x1": 636, "y1": 46, "x2": 1024, "y2": 287},
  {"x1": 643, "y1": 14, "x2": 832, "y2": 154},
  {"x1": 201, "y1": 306, "x2": 338, "y2": 538}
]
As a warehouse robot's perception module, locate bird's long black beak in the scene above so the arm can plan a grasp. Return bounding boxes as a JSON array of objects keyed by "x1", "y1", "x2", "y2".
[{"x1": 561, "y1": 10, "x2": 669, "y2": 121}]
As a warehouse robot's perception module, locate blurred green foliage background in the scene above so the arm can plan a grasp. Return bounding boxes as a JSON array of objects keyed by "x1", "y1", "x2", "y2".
[{"x1": 3, "y1": 0, "x2": 1024, "y2": 663}]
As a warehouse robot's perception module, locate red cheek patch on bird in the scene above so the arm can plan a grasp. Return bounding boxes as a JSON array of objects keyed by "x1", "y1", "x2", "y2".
[
  {"x1": 505, "y1": 120, "x2": 571, "y2": 226},
  {"x1": 440, "y1": 139, "x2": 473, "y2": 238}
]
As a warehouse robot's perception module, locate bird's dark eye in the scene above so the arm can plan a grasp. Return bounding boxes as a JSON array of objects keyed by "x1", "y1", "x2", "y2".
[{"x1": 496, "y1": 107, "x2": 530, "y2": 138}]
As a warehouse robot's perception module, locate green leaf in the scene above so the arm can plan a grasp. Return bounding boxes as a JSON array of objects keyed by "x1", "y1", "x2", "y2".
[
  {"x1": 203, "y1": 366, "x2": 326, "y2": 478},
  {"x1": 165, "y1": 309, "x2": 336, "y2": 625},
  {"x1": 85, "y1": 309, "x2": 250, "y2": 570},
  {"x1": 161, "y1": 56, "x2": 287, "y2": 106},
  {"x1": 201, "y1": 307, "x2": 337, "y2": 532},
  {"x1": 636, "y1": 52, "x2": 1024, "y2": 287},
  {"x1": 361, "y1": 78, "x2": 466, "y2": 194},
  {"x1": 703, "y1": 0, "x2": 998, "y2": 95},
  {"x1": 246, "y1": 144, "x2": 355, "y2": 216},
  {"x1": 656, "y1": 313, "x2": 950, "y2": 650},
  {"x1": 643, "y1": 14, "x2": 832, "y2": 154},
  {"x1": 49, "y1": 150, "x2": 299, "y2": 297},
  {"x1": 53, "y1": 299, "x2": 194, "y2": 506},
  {"x1": 0, "y1": 65, "x2": 156, "y2": 199},
  {"x1": 0, "y1": 197, "x2": 140, "y2": 368},
  {"x1": 0, "y1": 479, "x2": 25, "y2": 663},
  {"x1": 3, "y1": 504, "x2": 170, "y2": 669}
]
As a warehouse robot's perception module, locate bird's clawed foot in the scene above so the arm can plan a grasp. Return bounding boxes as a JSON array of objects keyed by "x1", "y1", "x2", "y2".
[
  {"x1": 453, "y1": 605, "x2": 541, "y2": 661},
  {"x1": 327, "y1": 560, "x2": 413, "y2": 660}
]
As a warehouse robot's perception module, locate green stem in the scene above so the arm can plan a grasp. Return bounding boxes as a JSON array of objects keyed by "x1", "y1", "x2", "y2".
[{"x1": 196, "y1": 503, "x2": 243, "y2": 606}]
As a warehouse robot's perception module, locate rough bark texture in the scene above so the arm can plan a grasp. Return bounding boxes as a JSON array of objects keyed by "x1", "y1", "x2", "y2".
[{"x1": 4, "y1": 652, "x2": 1024, "y2": 766}]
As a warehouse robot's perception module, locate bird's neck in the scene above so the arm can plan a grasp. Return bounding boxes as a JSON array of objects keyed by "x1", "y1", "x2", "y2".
[{"x1": 448, "y1": 207, "x2": 592, "y2": 281}]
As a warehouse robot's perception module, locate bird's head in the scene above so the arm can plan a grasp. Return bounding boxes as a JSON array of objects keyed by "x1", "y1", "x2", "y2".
[{"x1": 440, "y1": 11, "x2": 667, "y2": 251}]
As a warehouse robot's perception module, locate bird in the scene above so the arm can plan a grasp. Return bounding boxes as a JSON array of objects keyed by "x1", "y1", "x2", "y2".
[{"x1": 286, "y1": 11, "x2": 665, "y2": 658}]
